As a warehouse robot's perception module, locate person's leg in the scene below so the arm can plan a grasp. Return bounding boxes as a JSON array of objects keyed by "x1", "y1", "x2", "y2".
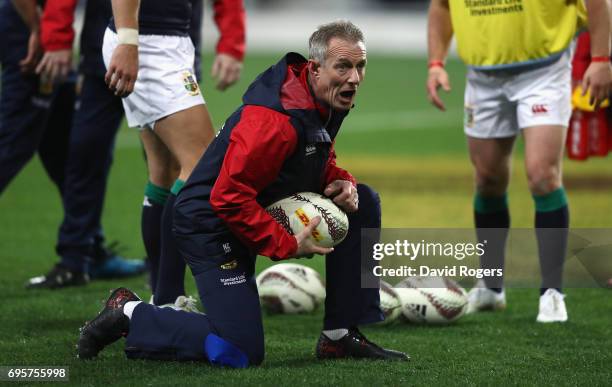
[
  {"x1": 152, "y1": 104, "x2": 214, "y2": 182},
  {"x1": 139, "y1": 128, "x2": 180, "y2": 301},
  {"x1": 523, "y1": 125, "x2": 569, "y2": 294},
  {"x1": 149, "y1": 104, "x2": 215, "y2": 304},
  {"x1": 468, "y1": 136, "x2": 516, "y2": 292},
  {"x1": 37, "y1": 79, "x2": 76, "y2": 192},
  {"x1": 0, "y1": 64, "x2": 53, "y2": 194},
  {"x1": 318, "y1": 183, "x2": 407, "y2": 361},
  {"x1": 123, "y1": 233, "x2": 263, "y2": 366},
  {"x1": 324, "y1": 184, "x2": 384, "y2": 330},
  {"x1": 52, "y1": 75, "x2": 123, "y2": 272}
]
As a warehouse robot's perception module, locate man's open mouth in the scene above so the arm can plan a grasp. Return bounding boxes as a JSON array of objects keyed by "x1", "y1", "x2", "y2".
[{"x1": 339, "y1": 90, "x2": 355, "y2": 99}]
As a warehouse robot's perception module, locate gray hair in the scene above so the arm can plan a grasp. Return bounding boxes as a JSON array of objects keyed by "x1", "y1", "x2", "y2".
[{"x1": 308, "y1": 20, "x2": 365, "y2": 64}]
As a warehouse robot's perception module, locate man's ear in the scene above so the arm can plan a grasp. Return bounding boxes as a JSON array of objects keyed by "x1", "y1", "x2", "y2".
[{"x1": 308, "y1": 60, "x2": 320, "y2": 79}]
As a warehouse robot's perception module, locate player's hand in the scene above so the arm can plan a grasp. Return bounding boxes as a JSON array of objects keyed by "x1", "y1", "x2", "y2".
[
  {"x1": 291, "y1": 216, "x2": 334, "y2": 258},
  {"x1": 19, "y1": 30, "x2": 42, "y2": 74},
  {"x1": 211, "y1": 53, "x2": 242, "y2": 91},
  {"x1": 105, "y1": 44, "x2": 138, "y2": 97},
  {"x1": 582, "y1": 61, "x2": 612, "y2": 108},
  {"x1": 426, "y1": 66, "x2": 451, "y2": 111},
  {"x1": 35, "y1": 49, "x2": 72, "y2": 83},
  {"x1": 324, "y1": 180, "x2": 358, "y2": 213}
]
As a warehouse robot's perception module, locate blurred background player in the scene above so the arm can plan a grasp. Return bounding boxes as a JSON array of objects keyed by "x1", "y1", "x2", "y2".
[
  {"x1": 25, "y1": 0, "x2": 147, "y2": 289},
  {"x1": 0, "y1": 0, "x2": 73, "y2": 204},
  {"x1": 144, "y1": 0, "x2": 245, "y2": 310},
  {"x1": 76, "y1": 21, "x2": 408, "y2": 366},
  {"x1": 0, "y1": 0, "x2": 138, "y2": 289},
  {"x1": 426, "y1": 0, "x2": 612, "y2": 322},
  {"x1": 101, "y1": 0, "x2": 244, "y2": 310}
]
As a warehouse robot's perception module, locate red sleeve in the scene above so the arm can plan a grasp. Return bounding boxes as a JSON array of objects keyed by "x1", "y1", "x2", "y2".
[
  {"x1": 572, "y1": 31, "x2": 591, "y2": 80},
  {"x1": 213, "y1": 0, "x2": 246, "y2": 61},
  {"x1": 210, "y1": 106, "x2": 298, "y2": 260},
  {"x1": 40, "y1": 0, "x2": 78, "y2": 51},
  {"x1": 323, "y1": 143, "x2": 356, "y2": 187}
]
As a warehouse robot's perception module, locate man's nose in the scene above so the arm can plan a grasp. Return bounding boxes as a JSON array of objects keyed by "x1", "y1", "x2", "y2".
[{"x1": 347, "y1": 67, "x2": 361, "y2": 84}]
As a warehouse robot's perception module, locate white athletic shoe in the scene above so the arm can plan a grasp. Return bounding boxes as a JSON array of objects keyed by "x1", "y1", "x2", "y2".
[
  {"x1": 156, "y1": 295, "x2": 202, "y2": 314},
  {"x1": 466, "y1": 280, "x2": 507, "y2": 314},
  {"x1": 536, "y1": 289, "x2": 567, "y2": 323},
  {"x1": 173, "y1": 295, "x2": 201, "y2": 313}
]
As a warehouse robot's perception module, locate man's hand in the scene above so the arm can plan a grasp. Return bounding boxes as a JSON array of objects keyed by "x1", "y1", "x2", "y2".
[
  {"x1": 211, "y1": 53, "x2": 242, "y2": 91},
  {"x1": 290, "y1": 216, "x2": 334, "y2": 258},
  {"x1": 35, "y1": 49, "x2": 72, "y2": 83},
  {"x1": 426, "y1": 66, "x2": 451, "y2": 111},
  {"x1": 19, "y1": 30, "x2": 42, "y2": 73},
  {"x1": 104, "y1": 44, "x2": 138, "y2": 97},
  {"x1": 324, "y1": 180, "x2": 358, "y2": 213},
  {"x1": 581, "y1": 61, "x2": 612, "y2": 108}
]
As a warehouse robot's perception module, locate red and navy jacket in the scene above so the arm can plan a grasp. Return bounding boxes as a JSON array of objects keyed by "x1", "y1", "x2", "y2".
[
  {"x1": 174, "y1": 53, "x2": 356, "y2": 261},
  {"x1": 40, "y1": 0, "x2": 245, "y2": 76}
]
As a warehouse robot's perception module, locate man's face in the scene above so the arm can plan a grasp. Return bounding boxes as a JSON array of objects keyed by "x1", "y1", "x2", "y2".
[{"x1": 309, "y1": 38, "x2": 367, "y2": 111}]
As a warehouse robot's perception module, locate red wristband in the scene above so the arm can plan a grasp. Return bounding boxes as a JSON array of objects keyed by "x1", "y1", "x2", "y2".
[
  {"x1": 428, "y1": 60, "x2": 445, "y2": 69},
  {"x1": 591, "y1": 56, "x2": 611, "y2": 63}
]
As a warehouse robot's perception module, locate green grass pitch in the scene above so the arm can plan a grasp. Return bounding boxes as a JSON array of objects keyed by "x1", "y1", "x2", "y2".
[{"x1": 0, "y1": 54, "x2": 611, "y2": 385}]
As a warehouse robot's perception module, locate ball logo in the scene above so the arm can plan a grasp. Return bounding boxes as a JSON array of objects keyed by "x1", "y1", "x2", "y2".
[{"x1": 295, "y1": 208, "x2": 322, "y2": 241}]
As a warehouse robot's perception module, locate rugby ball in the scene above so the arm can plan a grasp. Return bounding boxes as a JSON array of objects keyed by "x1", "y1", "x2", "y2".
[
  {"x1": 256, "y1": 263, "x2": 326, "y2": 314},
  {"x1": 378, "y1": 280, "x2": 402, "y2": 324},
  {"x1": 265, "y1": 192, "x2": 349, "y2": 248},
  {"x1": 394, "y1": 277, "x2": 468, "y2": 324}
]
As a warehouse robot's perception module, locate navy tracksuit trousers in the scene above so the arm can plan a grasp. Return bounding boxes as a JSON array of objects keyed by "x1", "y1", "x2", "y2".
[
  {"x1": 56, "y1": 75, "x2": 123, "y2": 270},
  {"x1": 125, "y1": 184, "x2": 384, "y2": 366}
]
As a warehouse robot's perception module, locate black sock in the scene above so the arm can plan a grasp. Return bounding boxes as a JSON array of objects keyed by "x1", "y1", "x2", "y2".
[
  {"x1": 154, "y1": 190, "x2": 186, "y2": 305},
  {"x1": 474, "y1": 193, "x2": 510, "y2": 293},
  {"x1": 534, "y1": 189, "x2": 569, "y2": 295},
  {"x1": 142, "y1": 182, "x2": 170, "y2": 292}
]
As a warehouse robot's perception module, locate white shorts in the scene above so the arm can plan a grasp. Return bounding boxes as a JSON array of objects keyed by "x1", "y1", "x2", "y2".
[
  {"x1": 464, "y1": 50, "x2": 572, "y2": 139},
  {"x1": 102, "y1": 28, "x2": 205, "y2": 129}
]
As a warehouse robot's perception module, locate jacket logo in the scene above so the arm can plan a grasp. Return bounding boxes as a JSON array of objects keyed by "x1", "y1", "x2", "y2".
[
  {"x1": 531, "y1": 104, "x2": 549, "y2": 115},
  {"x1": 305, "y1": 145, "x2": 317, "y2": 156},
  {"x1": 223, "y1": 242, "x2": 231, "y2": 254},
  {"x1": 220, "y1": 259, "x2": 238, "y2": 270}
]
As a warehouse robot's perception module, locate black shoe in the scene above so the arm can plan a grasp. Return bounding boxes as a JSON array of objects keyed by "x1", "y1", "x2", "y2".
[
  {"x1": 26, "y1": 264, "x2": 89, "y2": 289},
  {"x1": 315, "y1": 328, "x2": 409, "y2": 361},
  {"x1": 77, "y1": 288, "x2": 141, "y2": 359}
]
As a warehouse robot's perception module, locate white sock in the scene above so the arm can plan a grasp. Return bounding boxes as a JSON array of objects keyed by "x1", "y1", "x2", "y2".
[
  {"x1": 322, "y1": 328, "x2": 349, "y2": 341},
  {"x1": 123, "y1": 301, "x2": 142, "y2": 319}
]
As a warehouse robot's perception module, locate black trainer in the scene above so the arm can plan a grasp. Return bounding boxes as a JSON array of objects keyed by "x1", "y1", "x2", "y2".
[
  {"x1": 315, "y1": 328, "x2": 409, "y2": 361},
  {"x1": 26, "y1": 264, "x2": 89, "y2": 289},
  {"x1": 77, "y1": 288, "x2": 141, "y2": 359}
]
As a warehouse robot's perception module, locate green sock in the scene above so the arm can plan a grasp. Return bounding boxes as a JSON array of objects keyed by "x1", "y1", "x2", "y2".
[
  {"x1": 145, "y1": 181, "x2": 170, "y2": 205},
  {"x1": 171, "y1": 179, "x2": 185, "y2": 195},
  {"x1": 474, "y1": 193, "x2": 508, "y2": 214},
  {"x1": 533, "y1": 188, "x2": 568, "y2": 212}
]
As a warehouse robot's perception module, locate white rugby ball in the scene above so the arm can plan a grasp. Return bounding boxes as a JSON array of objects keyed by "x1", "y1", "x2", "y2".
[
  {"x1": 378, "y1": 280, "x2": 402, "y2": 324},
  {"x1": 265, "y1": 192, "x2": 349, "y2": 248},
  {"x1": 256, "y1": 263, "x2": 326, "y2": 314},
  {"x1": 394, "y1": 277, "x2": 468, "y2": 324}
]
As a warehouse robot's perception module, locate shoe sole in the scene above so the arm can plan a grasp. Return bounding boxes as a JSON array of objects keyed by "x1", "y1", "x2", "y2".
[{"x1": 536, "y1": 315, "x2": 568, "y2": 323}]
